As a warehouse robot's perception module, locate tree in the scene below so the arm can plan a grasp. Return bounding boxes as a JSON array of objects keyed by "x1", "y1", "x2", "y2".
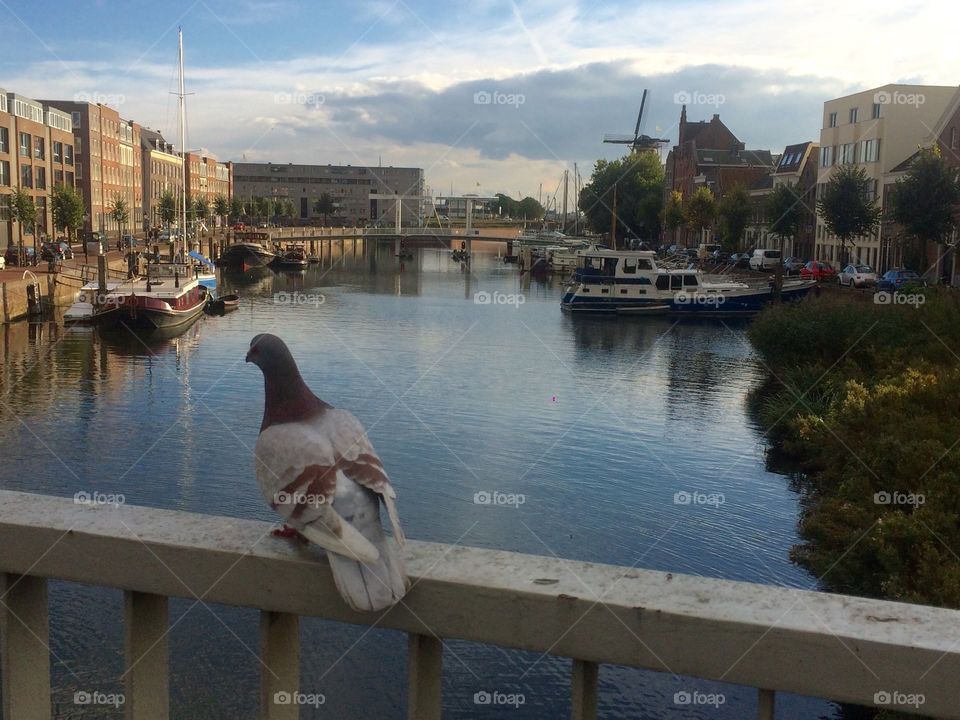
[
  {"x1": 158, "y1": 189, "x2": 177, "y2": 230},
  {"x1": 717, "y1": 185, "x2": 751, "y2": 250},
  {"x1": 766, "y1": 182, "x2": 807, "y2": 299},
  {"x1": 889, "y1": 146, "x2": 960, "y2": 274},
  {"x1": 314, "y1": 193, "x2": 336, "y2": 226},
  {"x1": 9, "y1": 187, "x2": 37, "y2": 265},
  {"x1": 51, "y1": 184, "x2": 85, "y2": 246},
  {"x1": 279, "y1": 198, "x2": 296, "y2": 225},
  {"x1": 684, "y1": 186, "x2": 716, "y2": 246},
  {"x1": 579, "y1": 153, "x2": 664, "y2": 244},
  {"x1": 817, "y1": 164, "x2": 881, "y2": 267},
  {"x1": 495, "y1": 193, "x2": 519, "y2": 219},
  {"x1": 516, "y1": 196, "x2": 544, "y2": 221},
  {"x1": 109, "y1": 197, "x2": 130, "y2": 250},
  {"x1": 213, "y1": 195, "x2": 230, "y2": 230},
  {"x1": 230, "y1": 197, "x2": 246, "y2": 223},
  {"x1": 194, "y1": 197, "x2": 210, "y2": 234},
  {"x1": 662, "y1": 190, "x2": 684, "y2": 246}
]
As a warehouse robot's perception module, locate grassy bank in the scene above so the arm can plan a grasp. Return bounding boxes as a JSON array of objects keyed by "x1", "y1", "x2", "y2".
[{"x1": 748, "y1": 288, "x2": 960, "y2": 607}]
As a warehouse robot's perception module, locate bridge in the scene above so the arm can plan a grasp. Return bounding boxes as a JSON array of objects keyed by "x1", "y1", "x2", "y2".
[{"x1": 1, "y1": 490, "x2": 957, "y2": 719}]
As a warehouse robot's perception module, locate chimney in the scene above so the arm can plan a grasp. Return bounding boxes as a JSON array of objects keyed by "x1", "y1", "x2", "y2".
[{"x1": 712, "y1": 113, "x2": 720, "y2": 121}]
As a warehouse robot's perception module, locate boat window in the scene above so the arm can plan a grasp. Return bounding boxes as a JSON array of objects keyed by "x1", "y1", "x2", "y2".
[
  {"x1": 637, "y1": 259, "x2": 654, "y2": 270},
  {"x1": 622, "y1": 258, "x2": 637, "y2": 274},
  {"x1": 620, "y1": 288, "x2": 628, "y2": 294},
  {"x1": 656, "y1": 275, "x2": 670, "y2": 290},
  {"x1": 601, "y1": 288, "x2": 609, "y2": 294},
  {"x1": 603, "y1": 258, "x2": 618, "y2": 275},
  {"x1": 671, "y1": 275, "x2": 683, "y2": 290},
  {"x1": 683, "y1": 274, "x2": 699, "y2": 287}
]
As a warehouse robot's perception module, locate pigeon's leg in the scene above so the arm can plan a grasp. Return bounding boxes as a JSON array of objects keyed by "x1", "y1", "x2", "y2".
[{"x1": 272, "y1": 524, "x2": 309, "y2": 544}]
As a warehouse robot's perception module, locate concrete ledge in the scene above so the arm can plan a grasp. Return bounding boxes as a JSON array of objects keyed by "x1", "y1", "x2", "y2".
[{"x1": 0, "y1": 490, "x2": 956, "y2": 716}]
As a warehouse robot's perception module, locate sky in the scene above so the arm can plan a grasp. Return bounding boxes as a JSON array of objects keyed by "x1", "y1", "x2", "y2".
[{"x1": 1, "y1": 0, "x2": 957, "y2": 203}]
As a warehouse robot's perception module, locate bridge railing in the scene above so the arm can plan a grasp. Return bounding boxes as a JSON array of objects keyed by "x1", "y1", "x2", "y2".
[{"x1": 0, "y1": 489, "x2": 957, "y2": 719}]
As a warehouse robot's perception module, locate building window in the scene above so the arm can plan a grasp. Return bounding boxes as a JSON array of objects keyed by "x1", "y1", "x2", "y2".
[
  {"x1": 53, "y1": 141, "x2": 62, "y2": 163},
  {"x1": 0, "y1": 127, "x2": 6, "y2": 154},
  {"x1": 66, "y1": 171, "x2": 74, "y2": 186},
  {"x1": 19, "y1": 132, "x2": 30, "y2": 157},
  {"x1": 71, "y1": 111, "x2": 81, "y2": 128},
  {"x1": 861, "y1": 139, "x2": 880, "y2": 163},
  {"x1": 820, "y1": 145, "x2": 834, "y2": 167},
  {"x1": 54, "y1": 169, "x2": 63, "y2": 185},
  {"x1": 828, "y1": 112, "x2": 837, "y2": 128},
  {"x1": 840, "y1": 143, "x2": 855, "y2": 164},
  {"x1": 0, "y1": 160, "x2": 9, "y2": 186},
  {"x1": 34, "y1": 136, "x2": 44, "y2": 160},
  {"x1": 65, "y1": 144, "x2": 73, "y2": 165},
  {"x1": 20, "y1": 164, "x2": 32, "y2": 188},
  {"x1": 872, "y1": 103, "x2": 881, "y2": 119},
  {"x1": 849, "y1": 107, "x2": 858, "y2": 123},
  {"x1": 35, "y1": 167, "x2": 46, "y2": 189}
]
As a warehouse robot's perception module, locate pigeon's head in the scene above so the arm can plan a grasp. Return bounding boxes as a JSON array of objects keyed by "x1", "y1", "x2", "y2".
[{"x1": 246, "y1": 333, "x2": 293, "y2": 372}]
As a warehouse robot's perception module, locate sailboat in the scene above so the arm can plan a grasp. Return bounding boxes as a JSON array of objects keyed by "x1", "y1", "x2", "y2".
[{"x1": 97, "y1": 28, "x2": 208, "y2": 332}]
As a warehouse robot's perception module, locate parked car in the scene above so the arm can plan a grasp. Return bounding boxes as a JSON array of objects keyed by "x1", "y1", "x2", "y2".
[
  {"x1": 839, "y1": 264, "x2": 878, "y2": 288},
  {"x1": 40, "y1": 241, "x2": 71, "y2": 262},
  {"x1": 877, "y1": 269, "x2": 925, "y2": 292},
  {"x1": 712, "y1": 249, "x2": 731, "y2": 263},
  {"x1": 749, "y1": 248, "x2": 782, "y2": 271},
  {"x1": 783, "y1": 257, "x2": 806, "y2": 276},
  {"x1": 4, "y1": 246, "x2": 39, "y2": 266},
  {"x1": 728, "y1": 252, "x2": 751, "y2": 269},
  {"x1": 799, "y1": 260, "x2": 837, "y2": 282},
  {"x1": 232, "y1": 222, "x2": 246, "y2": 231}
]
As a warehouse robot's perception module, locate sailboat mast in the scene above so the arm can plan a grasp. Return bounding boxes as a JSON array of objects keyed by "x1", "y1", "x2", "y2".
[
  {"x1": 178, "y1": 27, "x2": 187, "y2": 256},
  {"x1": 562, "y1": 169, "x2": 568, "y2": 233}
]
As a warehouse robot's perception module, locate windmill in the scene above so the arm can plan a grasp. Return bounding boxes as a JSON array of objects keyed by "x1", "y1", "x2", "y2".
[{"x1": 603, "y1": 89, "x2": 670, "y2": 153}]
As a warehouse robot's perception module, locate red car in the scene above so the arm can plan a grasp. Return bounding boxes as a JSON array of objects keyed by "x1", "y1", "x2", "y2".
[
  {"x1": 232, "y1": 222, "x2": 246, "y2": 231},
  {"x1": 800, "y1": 261, "x2": 837, "y2": 281}
]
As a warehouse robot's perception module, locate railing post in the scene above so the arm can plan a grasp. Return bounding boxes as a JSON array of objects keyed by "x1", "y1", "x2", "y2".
[
  {"x1": 571, "y1": 659, "x2": 598, "y2": 720},
  {"x1": 123, "y1": 591, "x2": 169, "y2": 719},
  {"x1": 408, "y1": 633, "x2": 442, "y2": 720},
  {"x1": 1, "y1": 573, "x2": 51, "y2": 720},
  {"x1": 757, "y1": 688, "x2": 776, "y2": 719},
  {"x1": 259, "y1": 610, "x2": 299, "y2": 720}
]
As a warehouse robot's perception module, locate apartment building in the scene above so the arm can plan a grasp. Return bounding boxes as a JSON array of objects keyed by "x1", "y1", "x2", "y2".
[
  {"x1": 0, "y1": 90, "x2": 76, "y2": 248},
  {"x1": 140, "y1": 128, "x2": 183, "y2": 231},
  {"x1": 183, "y1": 149, "x2": 232, "y2": 226},
  {"x1": 815, "y1": 84, "x2": 956, "y2": 270},
  {"x1": 232, "y1": 162, "x2": 424, "y2": 225},
  {"x1": 41, "y1": 100, "x2": 143, "y2": 234}
]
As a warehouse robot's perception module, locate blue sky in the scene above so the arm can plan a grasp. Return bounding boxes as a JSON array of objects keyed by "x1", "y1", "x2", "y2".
[{"x1": 2, "y1": 0, "x2": 956, "y2": 200}]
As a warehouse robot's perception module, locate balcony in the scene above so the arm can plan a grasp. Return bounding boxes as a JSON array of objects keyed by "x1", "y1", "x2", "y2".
[{"x1": 1, "y1": 489, "x2": 958, "y2": 719}]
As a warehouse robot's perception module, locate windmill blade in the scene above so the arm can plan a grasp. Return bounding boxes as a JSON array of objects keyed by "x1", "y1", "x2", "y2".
[{"x1": 634, "y1": 89, "x2": 647, "y2": 141}]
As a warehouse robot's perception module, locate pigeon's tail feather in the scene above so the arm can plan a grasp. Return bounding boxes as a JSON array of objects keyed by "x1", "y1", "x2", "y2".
[{"x1": 328, "y1": 528, "x2": 408, "y2": 612}]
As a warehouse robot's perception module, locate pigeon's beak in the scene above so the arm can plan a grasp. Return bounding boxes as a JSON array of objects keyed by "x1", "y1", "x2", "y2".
[{"x1": 245, "y1": 348, "x2": 254, "y2": 363}]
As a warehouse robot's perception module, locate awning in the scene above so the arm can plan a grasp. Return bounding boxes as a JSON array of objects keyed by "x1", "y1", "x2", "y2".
[{"x1": 187, "y1": 251, "x2": 215, "y2": 269}]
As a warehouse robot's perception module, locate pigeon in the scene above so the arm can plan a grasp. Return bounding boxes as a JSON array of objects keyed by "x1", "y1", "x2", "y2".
[{"x1": 246, "y1": 333, "x2": 408, "y2": 612}]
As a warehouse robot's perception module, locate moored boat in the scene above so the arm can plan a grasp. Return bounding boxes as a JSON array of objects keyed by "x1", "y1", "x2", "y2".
[
  {"x1": 561, "y1": 248, "x2": 815, "y2": 316},
  {"x1": 98, "y1": 263, "x2": 208, "y2": 331},
  {"x1": 273, "y1": 246, "x2": 308, "y2": 269},
  {"x1": 220, "y1": 241, "x2": 277, "y2": 270}
]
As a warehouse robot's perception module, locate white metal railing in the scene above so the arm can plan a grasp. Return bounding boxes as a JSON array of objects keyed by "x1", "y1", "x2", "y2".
[{"x1": 1, "y1": 489, "x2": 958, "y2": 719}]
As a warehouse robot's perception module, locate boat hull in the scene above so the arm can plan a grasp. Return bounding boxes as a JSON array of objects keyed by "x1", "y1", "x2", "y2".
[
  {"x1": 561, "y1": 283, "x2": 814, "y2": 316},
  {"x1": 100, "y1": 290, "x2": 207, "y2": 331},
  {"x1": 220, "y1": 243, "x2": 276, "y2": 269}
]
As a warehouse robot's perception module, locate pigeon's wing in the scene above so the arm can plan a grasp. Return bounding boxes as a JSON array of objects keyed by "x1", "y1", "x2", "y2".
[
  {"x1": 255, "y1": 421, "x2": 380, "y2": 564},
  {"x1": 324, "y1": 409, "x2": 406, "y2": 545}
]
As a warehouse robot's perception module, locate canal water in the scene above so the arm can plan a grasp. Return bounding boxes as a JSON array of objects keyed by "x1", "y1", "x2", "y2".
[{"x1": 0, "y1": 240, "x2": 834, "y2": 718}]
